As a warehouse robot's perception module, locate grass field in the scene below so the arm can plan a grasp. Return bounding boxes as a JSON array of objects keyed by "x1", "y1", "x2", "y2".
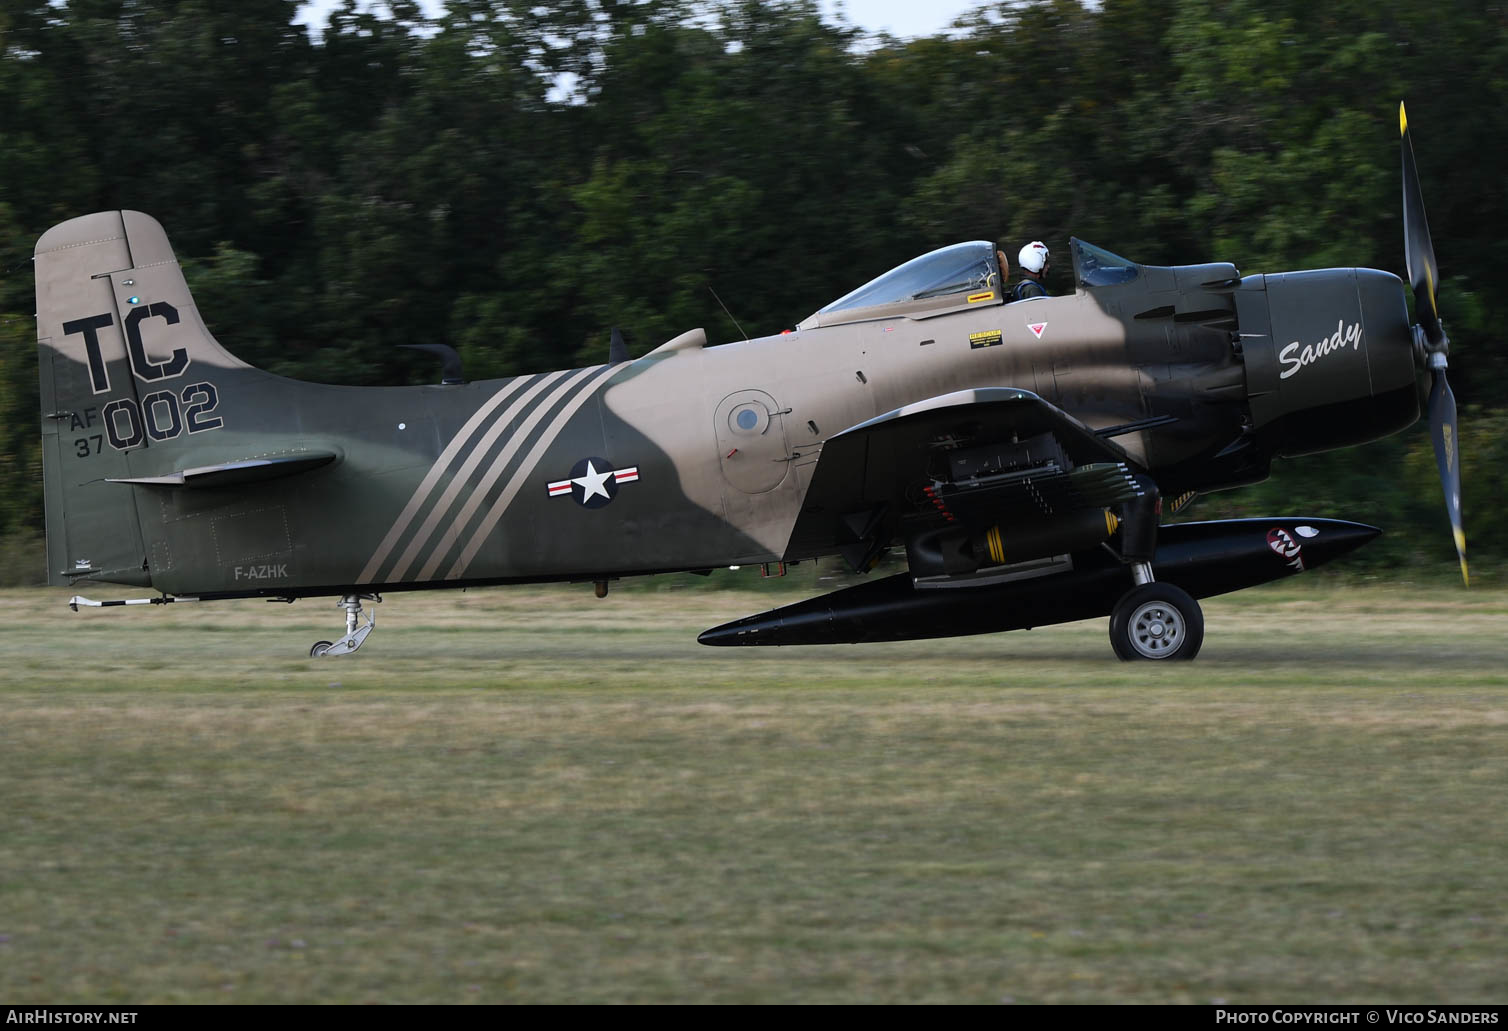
[{"x1": 1, "y1": 579, "x2": 1506, "y2": 1003}]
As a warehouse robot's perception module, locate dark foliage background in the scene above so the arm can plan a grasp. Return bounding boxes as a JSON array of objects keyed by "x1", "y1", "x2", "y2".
[{"x1": 2, "y1": 0, "x2": 1503, "y2": 582}]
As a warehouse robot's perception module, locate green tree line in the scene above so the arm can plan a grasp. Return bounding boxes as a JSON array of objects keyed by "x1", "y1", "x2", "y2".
[{"x1": 1, "y1": 0, "x2": 1504, "y2": 583}]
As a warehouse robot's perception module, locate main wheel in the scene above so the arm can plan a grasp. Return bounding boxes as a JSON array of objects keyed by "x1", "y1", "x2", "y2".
[
  {"x1": 1109, "y1": 583, "x2": 1204, "y2": 661},
  {"x1": 310, "y1": 640, "x2": 333, "y2": 658}
]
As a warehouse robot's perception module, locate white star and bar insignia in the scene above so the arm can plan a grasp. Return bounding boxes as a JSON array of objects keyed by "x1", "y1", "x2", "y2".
[{"x1": 547, "y1": 457, "x2": 640, "y2": 508}]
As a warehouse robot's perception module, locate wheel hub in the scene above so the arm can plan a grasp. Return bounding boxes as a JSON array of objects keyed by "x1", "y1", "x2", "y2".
[{"x1": 1129, "y1": 602, "x2": 1182, "y2": 657}]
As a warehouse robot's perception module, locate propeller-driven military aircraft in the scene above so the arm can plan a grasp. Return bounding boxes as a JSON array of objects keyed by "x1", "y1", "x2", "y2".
[{"x1": 39, "y1": 104, "x2": 1463, "y2": 660}]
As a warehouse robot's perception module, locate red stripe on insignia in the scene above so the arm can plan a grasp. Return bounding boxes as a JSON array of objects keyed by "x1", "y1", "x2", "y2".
[
  {"x1": 614, "y1": 468, "x2": 639, "y2": 483},
  {"x1": 547, "y1": 481, "x2": 572, "y2": 495}
]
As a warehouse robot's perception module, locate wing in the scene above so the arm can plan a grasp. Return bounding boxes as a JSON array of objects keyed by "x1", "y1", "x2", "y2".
[{"x1": 786, "y1": 387, "x2": 1150, "y2": 573}]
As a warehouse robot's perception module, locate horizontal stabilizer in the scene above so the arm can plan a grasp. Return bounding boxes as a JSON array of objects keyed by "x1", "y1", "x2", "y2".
[{"x1": 107, "y1": 450, "x2": 337, "y2": 488}]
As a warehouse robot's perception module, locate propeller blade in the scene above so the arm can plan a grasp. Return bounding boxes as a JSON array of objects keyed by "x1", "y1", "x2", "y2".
[
  {"x1": 1400, "y1": 102, "x2": 1444, "y2": 348},
  {"x1": 1428, "y1": 367, "x2": 1468, "y2": 586}
]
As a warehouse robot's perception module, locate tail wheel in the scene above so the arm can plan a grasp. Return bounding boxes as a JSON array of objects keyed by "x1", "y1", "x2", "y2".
[
  {"x1": 310, "y1": 641, "x2": 333, "y2": 658},
  {"x1": 1109, "y1": 583, "x2": 1204, "y2": 661}
]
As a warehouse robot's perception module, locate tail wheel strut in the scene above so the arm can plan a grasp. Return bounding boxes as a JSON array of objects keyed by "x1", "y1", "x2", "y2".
[{"x1": 311, "y1": 593, "x2": 380, "y2": 658}]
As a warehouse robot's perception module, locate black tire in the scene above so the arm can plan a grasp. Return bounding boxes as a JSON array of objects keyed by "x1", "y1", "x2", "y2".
[
  {"x1": 1109, "y1": 583, "x2": 1204, "y2": 661},
  {"x1": 310, "y1": 641, "x2": 333, "y2": 658}
]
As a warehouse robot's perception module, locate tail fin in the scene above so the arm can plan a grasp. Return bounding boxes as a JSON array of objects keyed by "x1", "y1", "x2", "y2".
[{"x1": 36, "y1": 211, "x2": 249, "y2": 587}]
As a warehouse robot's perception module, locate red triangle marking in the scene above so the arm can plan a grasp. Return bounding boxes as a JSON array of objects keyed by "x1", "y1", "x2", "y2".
[{"x1": 1028, "y1": 322, "x2": 1047, "y2": 339}]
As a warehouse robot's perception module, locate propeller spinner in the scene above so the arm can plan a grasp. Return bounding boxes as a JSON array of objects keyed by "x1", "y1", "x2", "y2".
[{"x1": 1400, "y1": 101, "x2": 1467, "y2": 586}]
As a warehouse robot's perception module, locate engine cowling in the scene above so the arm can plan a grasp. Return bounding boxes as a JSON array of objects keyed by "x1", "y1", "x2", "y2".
[{"x1": 1235, "y1": 268, "x2": 1419, "y2": 456}]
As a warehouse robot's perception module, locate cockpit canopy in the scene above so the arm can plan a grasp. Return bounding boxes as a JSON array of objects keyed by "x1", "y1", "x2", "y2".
[
  {"x1": 799, "y1": 241, "x2": 1001, "y2": 329},
  {"x1": 793, "y1": 238, "x2": 1151, "y2": 331},
  {"x1": 819, "y1": 241, "x2": 999, "y2": 314}
]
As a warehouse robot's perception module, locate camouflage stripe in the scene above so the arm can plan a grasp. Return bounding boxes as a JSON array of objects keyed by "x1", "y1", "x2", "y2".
[
  {"x1": 355, "y1": 373, "x2": 546, "y2": 585},
  {"x1": 385, "y1": 369, "x2": 575, "y2": 583},
  {"x1": 419, "y1": 364, "x2": 612, "y2": 582},
  {"x1": 444, "y1": 365, "x2": 617, "y2": 580}
]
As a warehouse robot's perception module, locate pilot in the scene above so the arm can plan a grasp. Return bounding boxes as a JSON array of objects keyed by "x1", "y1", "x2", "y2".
[{"x1": 1013, "y1": 241, "x2": 1051, "y2": 300}]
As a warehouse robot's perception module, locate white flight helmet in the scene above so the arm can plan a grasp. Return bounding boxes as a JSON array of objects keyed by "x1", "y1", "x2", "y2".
[{"x1": 1018, "y1": 241, "x2": 1050, "y2": 275}]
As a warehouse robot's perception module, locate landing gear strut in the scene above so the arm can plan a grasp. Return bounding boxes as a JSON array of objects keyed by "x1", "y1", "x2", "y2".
[
  {"x1": 1107, "y1": 490, "x2": 1203, "y2": 660},
  {"x1": 310, "y1": 593, "x2": 380, "y2": 657}
]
